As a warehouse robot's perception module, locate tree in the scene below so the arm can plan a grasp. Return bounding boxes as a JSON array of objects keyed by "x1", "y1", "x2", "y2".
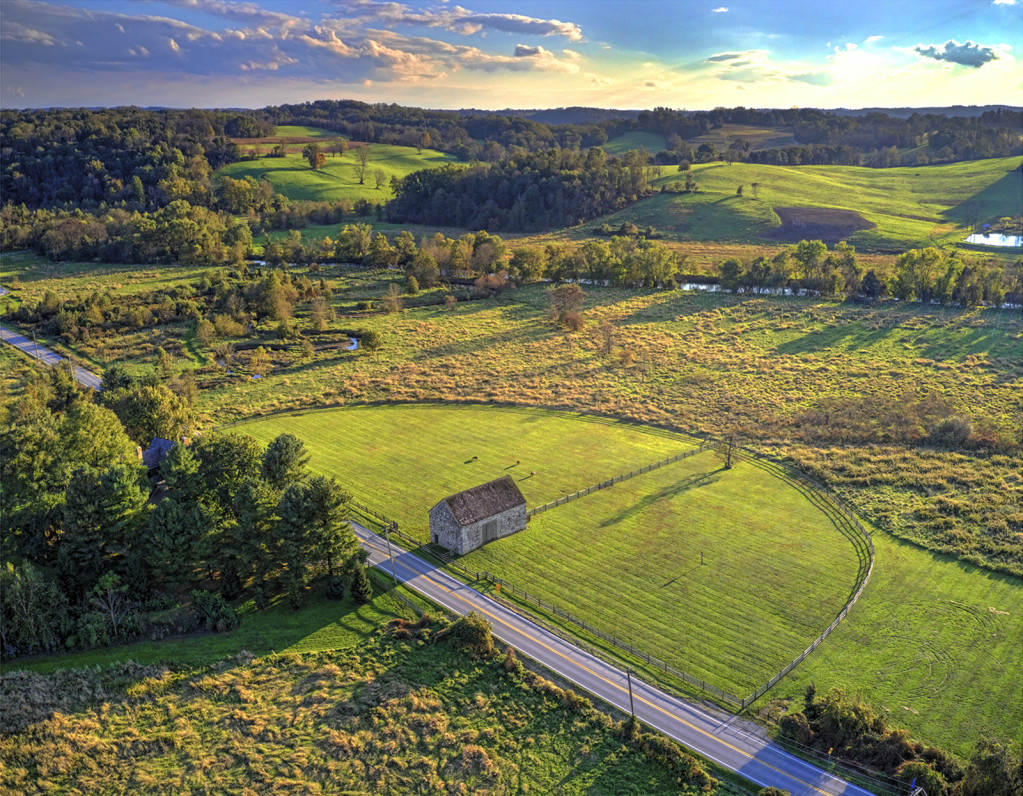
[
  {"x1": 303, "y1": 143, "x2": 326, "y2": 171},
  {"x1": 142, "y1": 498, "x2": 215, "y2": 584},
  {"x1": 156, "y1": 347, "x2": 174, "y2": 378},
  {"x1": 510, "y1": 247, "x2": 547, "y2": 282},
  {"x1": 350, "y1": 564, "x2": 373, "y2": 604},
  {"x1": 261, "y1": 433, "x2": 311, "y2": 492},
  {"x1": 249, "y1": 346, "x2": 271, "y2": 377},
  {"x1": 719, "y1": 257, "x2": 745, "y2": 293},
  {"x1": 383, "y1": 283, "x2": 403, "y2": 314},
  {"x1": 328, "y1": 138, "x2": 348, "y2": 159},
  {"x1": 353, "y1": 144, "x2": 371, "y2": 185},
  {"x1": 751, "y1": 182, "x2": 760, "y2": 199},
  {"x1": 715, "y1": 428, "x2": 742, "y2": 469},
  {"x1": 961, "y1": 738, "x2": 1022, "y2": 796},
  {"x1": 90, "y1": 572, "x2": 137, "y2": 640},
  {"x1": 192, "y1": 432, "x2": 265, "y2": 515},
  {"x1": 0, "y1": 562, "x2": 67, "y2": 656},
  {"x1": 360, "y1": 329, "x2": 382, "y2": 353},
  {"x1": 59, "y1": 402, "x2": 137, "y2": 472},
  {"x1": 102, "y1": 384, "x2": 193, "y2": 445},
  {"x1": 418, "y1": 131, "x2": 430, "y2": 154},
  {"x1": 373, "y1": 169, "x2": 386, "y2": 190}
]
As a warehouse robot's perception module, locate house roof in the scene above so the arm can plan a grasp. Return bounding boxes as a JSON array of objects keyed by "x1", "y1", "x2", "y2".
[
  {"x1": 441, "y1": 475, "x2": 526, "y2": 526},
  {"x1": 142, "y1": 437, "x2": 176, "y2": 470}
]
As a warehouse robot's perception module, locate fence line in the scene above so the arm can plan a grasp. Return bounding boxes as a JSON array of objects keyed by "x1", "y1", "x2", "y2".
[
  {"x1": 526, "y1": 446, "x2": 706, "y2": 518},
  {"x1": 346, "y1": 433, "x2": 875, "y2": 713}
]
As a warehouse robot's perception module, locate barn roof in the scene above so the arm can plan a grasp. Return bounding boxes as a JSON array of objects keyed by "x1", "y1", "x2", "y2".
[
  {"x1": 442, "y1": 475, "x2": 526, "y2": 526},
  {"x1": 142, "y1": 437, "x2": 176, "y2": 470}
]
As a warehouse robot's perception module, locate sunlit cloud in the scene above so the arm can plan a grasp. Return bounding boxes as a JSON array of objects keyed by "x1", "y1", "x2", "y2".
[
  {"x1": 712, "y1": 7, "x2": 728, "y2": 12},
  {"x1": 865, "y1": 35, "x2": 883, "y2": 43}
]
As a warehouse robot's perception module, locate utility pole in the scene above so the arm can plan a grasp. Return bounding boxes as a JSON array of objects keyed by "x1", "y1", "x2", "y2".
[
  {"x1": 626, "y1": 669, "x2": 635, "y2": 718},
  {"x1": 383, "y1": 521, "x2": 399, "y2": 589}
]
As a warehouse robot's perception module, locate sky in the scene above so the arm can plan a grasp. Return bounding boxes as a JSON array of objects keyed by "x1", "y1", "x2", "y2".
[{"x1": 1, "y1": 0, "x2": 1021, "y2": 111}]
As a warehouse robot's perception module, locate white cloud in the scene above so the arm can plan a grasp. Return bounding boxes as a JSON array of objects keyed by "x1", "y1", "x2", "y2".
[
  {"x1": 713, "y1": 6, "x2": 728, "y2": 11},
  {"x1": 846, "y1": 43, "x2": 857, "y2": 51},
  {"x1": 992, "y1": 0, "x2": 1016, "y2": 5},
  {"x1": 865, "y1": 35, "x2": 883, "y2": 43},
  {"x1": 168, "y1": 37, "x2": 180, "y2": 52},
  {"x1": 563, "y1": 48, "x2": 580, "y2": 59},
  {"x1": 115, "y1": 23, "x2": 126, "y2": 34}
]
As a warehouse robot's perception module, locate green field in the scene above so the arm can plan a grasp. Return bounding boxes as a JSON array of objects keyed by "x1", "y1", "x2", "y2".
[
  {"x1": 578, "y1": 156, "x2": 1023, "y2": 251},
  {"x1": 601, "y1": 131, "x2": 668, "y2": 156},
  {"x1": 217, "y1": 143, "x2": 461, "y2": 204},
  {"x1": 235, "y1": 405, "x2": 864, "y2": 700},
  {"x1": 766, "y1": 527, "x2": 1022, "y2": 758}
]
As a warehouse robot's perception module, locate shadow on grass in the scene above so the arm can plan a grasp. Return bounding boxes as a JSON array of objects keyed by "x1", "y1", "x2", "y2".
[{"x1": 598, "y1": 470, "x2": 720, "y2": 528}]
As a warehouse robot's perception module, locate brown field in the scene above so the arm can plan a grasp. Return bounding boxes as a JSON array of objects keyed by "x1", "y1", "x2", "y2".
[
  {"x1": 765, "y1": 207, "x2": 876, "y2": 244},
  {"x1": 688, "y1": 124, "x2": 798, "y2": 151}
]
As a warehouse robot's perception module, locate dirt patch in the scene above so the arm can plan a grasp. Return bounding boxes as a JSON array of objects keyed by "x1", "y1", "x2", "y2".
[{"x1": 764, "y1": 207, "x2": 875, "y2": 244}]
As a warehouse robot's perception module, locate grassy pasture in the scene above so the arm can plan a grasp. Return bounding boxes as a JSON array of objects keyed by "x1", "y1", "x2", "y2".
[
  {"x1": 581, "y1": 156, "x2": 1023, "y2": 252},
  {"x1": 235, "y1": 405, "x2": 863, "y2": 700},
  {"x1": 764, "y1": 526, "x2": 1022, "y2": 758},
  {"x1": 1, "y1": 626, "x2": 724, "y2": 796},
  {"x1": 217, "y1": 143, "x2": 461, "y2": 204},
  {"x1": 601, "y1": 131, "x2": 668, "y2": 155}
]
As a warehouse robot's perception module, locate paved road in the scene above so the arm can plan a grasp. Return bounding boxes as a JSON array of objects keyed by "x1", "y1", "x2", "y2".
[
  {"x1": 0, "y1": 322, "x2": 102, "y2": 390},
  {"x1": 355, "y1": 525, "x2": 873, "y2": 796}
]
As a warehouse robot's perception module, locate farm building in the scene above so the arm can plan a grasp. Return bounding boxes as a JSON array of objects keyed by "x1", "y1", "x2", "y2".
[{"x1": 429, "y1": 475, "x2": 528, "y2": 555}]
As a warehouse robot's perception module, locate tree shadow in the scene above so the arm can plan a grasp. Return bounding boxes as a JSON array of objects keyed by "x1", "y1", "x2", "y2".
[
  {"x1": 944, "y1": 169, "x2": 1023, "y2": 227},
  {"x1": 598, "y1": 470, "x2": 719, "y2": 528}
]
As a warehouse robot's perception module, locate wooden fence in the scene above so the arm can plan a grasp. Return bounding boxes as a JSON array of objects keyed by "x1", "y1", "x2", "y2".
[
  {"x1": 526, "y1": 446, "x2": 706, "y2": 518},
  {"x1": 348, "y1": 433, "x2": 875, "y2": 713}
]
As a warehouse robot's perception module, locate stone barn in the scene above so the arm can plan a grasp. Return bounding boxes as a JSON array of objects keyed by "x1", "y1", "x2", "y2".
[{"x1": 429, "y1": 475, "x2": 528, "y2": 555}]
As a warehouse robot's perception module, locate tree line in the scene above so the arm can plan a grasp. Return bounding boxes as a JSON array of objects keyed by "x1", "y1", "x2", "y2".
[
  {"x1": 388, "y1": 147, "x2": 650, "y2": 231},
  {"x1": 1, "y1": 361, "x2": 370, "y2": 659}
]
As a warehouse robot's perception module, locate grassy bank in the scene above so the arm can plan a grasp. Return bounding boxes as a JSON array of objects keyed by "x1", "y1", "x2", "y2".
[{"x1": 217, "y1": 143, "x2": 461, "y2": 205}]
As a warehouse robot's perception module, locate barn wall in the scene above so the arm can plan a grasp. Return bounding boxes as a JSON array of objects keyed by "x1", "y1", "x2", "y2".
[
  {"x1": 460, "y1": 504, "x2": 528, "y2": 554},
  {"x1": 428, "y1": 502, "x2": 463, "y2": 553}
]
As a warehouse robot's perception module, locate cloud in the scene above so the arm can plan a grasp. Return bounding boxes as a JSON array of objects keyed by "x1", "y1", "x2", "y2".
[
  {"x1": 0, "y1": 22, "x2": 62, "y2": 46},
  {"x1": 514, "y1": 44, "x2": 545, "y2": 57},
  {"x1": 736, "y1": 84, "x2": 747, "y2": 90},
  {"x1": 457, "y1": 13, "x2": 583, "y2": 41},
  {"x1": 992, "y1": 0, "x2": 1016, "y2": 5},
  {"x1": 789, "y1": 70, "x2": 838, "y2": 86},
  {"x1": 846, "y1": 43, "x2": 857, "y2": 51},
  {"x1": 590, "y1": 75, "x2": 614, "y2": 87},
  {"x1": 643, "y1": 79, "x2": 674, "y2": 89},
  {"x1": 865, "y1": 35, "x2": 883, "y2": 43},
  {"x1": 705, "y1": 52, "x2": 744, "y2": 62},
  {"x1": 511, "y1": 43, "x2": 579, "y2": 72},
  {"x1": 563, "y1": 49, "x2": 580, "y2": 59},
  {"x1": 913, "y1": 39, "x2": 1001, "y2": 67},
  {"x1": 713, "y1": 6, "x2": 728, "y2": 11}
]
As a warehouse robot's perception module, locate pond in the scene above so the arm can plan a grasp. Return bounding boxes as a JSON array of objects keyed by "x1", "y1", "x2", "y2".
[{"x1": 963, "y1": 233, "x2": 1022, "y2": 248}]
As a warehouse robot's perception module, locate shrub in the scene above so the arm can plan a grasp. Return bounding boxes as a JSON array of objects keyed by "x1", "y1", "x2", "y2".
[
  {"x1": 191, "y1": 589, "x2": 239, "y2": 632},
  {"x1": 435, "y1": 611, "x2": 495, "y2": 658},
  {"x1": 560, "y1": 310, "x2": 585, "y2": 331},
  {"x1": 325, "y1": 575, "x2": 346, "y2": 601}
]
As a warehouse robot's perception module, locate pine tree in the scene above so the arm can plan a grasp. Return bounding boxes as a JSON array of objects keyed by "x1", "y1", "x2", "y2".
[
  {"x1": 261, "y1": 433, "x2": 310, "y2": 492},
  {"x1": 350, "y1": 565, "x2": 373, "y2": 605}
]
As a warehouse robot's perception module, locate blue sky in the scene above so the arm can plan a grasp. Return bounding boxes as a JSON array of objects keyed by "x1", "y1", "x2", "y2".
[{"x1": 2, "y1": 0, "x2": 1020, "y2": 110}]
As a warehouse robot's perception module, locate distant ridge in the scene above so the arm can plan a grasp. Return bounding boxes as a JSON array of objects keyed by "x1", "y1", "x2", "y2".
[{"x1": 454, "y1": 106, "x2": 642, "y2": 125}]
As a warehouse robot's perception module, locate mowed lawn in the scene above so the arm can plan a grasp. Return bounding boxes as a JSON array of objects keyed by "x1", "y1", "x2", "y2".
[
  {"x1": 586, "y1": 155, "x2": 1023, "y2": 251},
  {"x1": 765, "y1": 527, "x2": 1023, "y2": 757},
  {"x1": 217, "y1": 143, "x2": 461, "y2": 204},
  {"x1": 236, "y1": 404, "x2": 861, "y2": 700},
  {"x1": 461, "y1": 453, "x2": 863, "y2": 698}
]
